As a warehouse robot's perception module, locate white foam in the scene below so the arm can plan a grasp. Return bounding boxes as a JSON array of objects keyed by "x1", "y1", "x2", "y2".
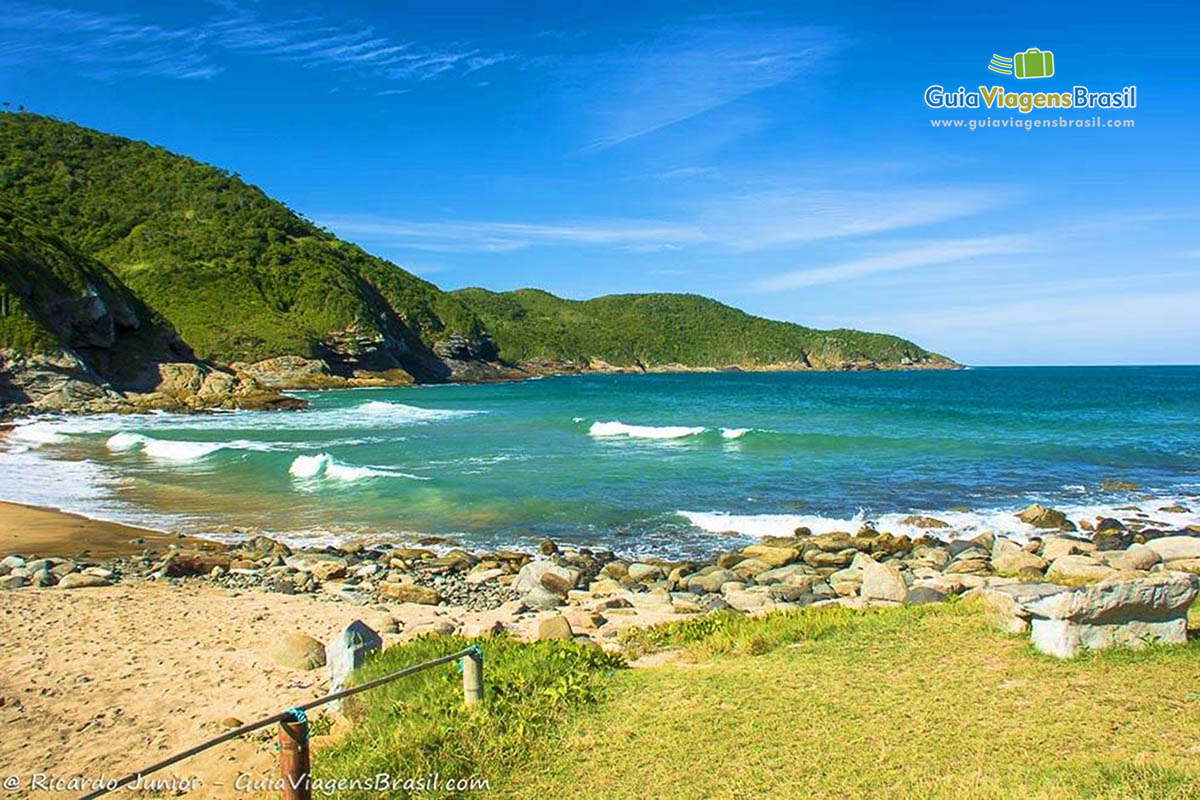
[
  {"x1": 8, "y1": 420, "x2": 68, "y2": 447},
  {"x1": 288, "y1": 453, "x2": 427, "y2": 482},
  {"x1": 354, "y1": 400, "x2": 480, "y2": 424},
  {"x1": 680, "y1": 498, "x2": 1200, "y2": 544},
  {"x1": 288, "y1": 454, "x2": 329, "y2": 478},
  {"x1": 589, "y1": 420, "x2": 706, "y2": 440},
  {"x1": 678, "y1": 510, "x2": 866, "y2": 538},
  {"x1": 105, "y1": 432, "x2": 269, "y2": 461},
  {"x1": 106, "y1": 432, "x2": 145, "y2": 452},
  {"x1": 720, "y1": 428, "x2": 750, "y2": 440}
]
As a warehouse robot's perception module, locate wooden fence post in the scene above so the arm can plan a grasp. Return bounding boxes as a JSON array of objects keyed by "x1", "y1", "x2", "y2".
[
  {"x1": 278, "y1": 711, "x2": 311, "y2": 800},
  {"x1": 462, "y1": 648, "x2": 483, "y2": 707}
]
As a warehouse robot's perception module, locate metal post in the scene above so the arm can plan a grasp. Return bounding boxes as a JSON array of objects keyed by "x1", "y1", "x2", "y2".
[
  {"x1": 278, "y1": 711, "x2": 311, "y2": 800},
  {"x1": 462, "y1": 648, "x2": 483, "y2": 707}
]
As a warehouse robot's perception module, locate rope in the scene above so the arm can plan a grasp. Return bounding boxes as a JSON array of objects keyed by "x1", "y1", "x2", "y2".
[
  {"x1": 76, "y1": 645, "x2": 480, "y2": 800},
  {"x1": 280, "y1": 707, "x2": 309, "y2": 744}
]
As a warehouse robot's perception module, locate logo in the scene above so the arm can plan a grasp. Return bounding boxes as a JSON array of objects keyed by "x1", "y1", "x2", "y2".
[
  {"x1": 988, "y1": 48, "x2": 1055, "y2": 79},
  {"x1": 924, "y1": 45, "x2": 1136, "y2": 116}
]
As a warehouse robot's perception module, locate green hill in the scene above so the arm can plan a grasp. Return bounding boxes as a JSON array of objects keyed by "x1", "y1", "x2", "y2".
[
  {"x1": 0, "y1": 112, "x2": 954, "y2": 410},
  {"x1": 451, "y1": 287, "x2": 941, "y2": 369}
]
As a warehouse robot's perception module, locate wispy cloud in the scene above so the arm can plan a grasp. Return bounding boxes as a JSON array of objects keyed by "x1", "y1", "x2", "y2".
[
  {"x1": 0, "y1": 4, "x2": 215, "y2": 79},
  {"x1": 319, "y1": 216, "x2": 705, "y2": 254},
  {"x1": 321, "y1": 183, "x2": 1013, "y2": 256},
  {"x1": 747, "y1": 235, "x2": 1037, "y2": 292},
  {"x1": 704, "y1": 186, "x2": 1017, "y2": 251},
  {"x1": 0, "y1": 2, "x2": 513, "y2": 84},
  {"x1": 575, "y1": 23, "x2": 844, "y2": 148}
]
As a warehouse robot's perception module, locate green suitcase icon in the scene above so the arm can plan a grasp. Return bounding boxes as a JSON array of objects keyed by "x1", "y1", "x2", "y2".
[{"x1": 1014, "y1": 48, "x2": 1054, "y2": 79}]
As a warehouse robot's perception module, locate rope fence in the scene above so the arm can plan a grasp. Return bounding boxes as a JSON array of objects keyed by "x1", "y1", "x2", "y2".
[{"x1": 76, "y1": 644, "x2": 485, "y2": 800}]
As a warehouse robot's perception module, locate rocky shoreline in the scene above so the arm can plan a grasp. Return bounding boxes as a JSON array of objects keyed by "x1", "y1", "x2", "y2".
[
  {"x1": 1, "y1": 345, "x2": 960, "y2": 419},
  {"x1": 4, "y1": 500, "x2": 1198, "y2": 648}
]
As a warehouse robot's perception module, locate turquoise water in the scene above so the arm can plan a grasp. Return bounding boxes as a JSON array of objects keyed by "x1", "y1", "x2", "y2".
[{"x1": 6, "y1": 367, "x2": 1200, "y2": 557}]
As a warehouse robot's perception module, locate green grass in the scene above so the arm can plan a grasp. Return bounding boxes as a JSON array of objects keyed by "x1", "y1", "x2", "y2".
[
  {"x1": 320, "y1": 604, "x2": 1200, "y2": 798},
  {"x1": 506, "y1": 601, "x2": 1200, "y2": 799},
  {"x1": 312, "y1": 634, "x2": 624, "y2": 799}
]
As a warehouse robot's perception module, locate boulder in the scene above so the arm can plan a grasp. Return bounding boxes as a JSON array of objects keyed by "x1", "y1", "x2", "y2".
[
  {"x1": 523, "y1": 584, "x2": 563, "y2": 610},
  {"x1": 407, "y1": 620, "x2": 456, "y2": 638},
  {"x1": 723, "y1": 586, "x2": 773, "y2": 611},
  {"x1": 753, "y1": 564, "x2": 810, "y2": 585},
  {"x1": 803, "y1": 549, "x2": 857, "y2": 569},
  {"x1": 904, "y1": 586, "x2": 947, "y2": 605},
  {"x1": 465, "y1": 568, "x2": 506, "y2": 585},
  {"x1": 730, "y1": 558, "x2": 772, "y2": 580},
  {"x1": 1162, "y1": 558, "x2": 1200, "y2": 575},
  {"x1": 1144, "y1": 536, "x2": 1200, "y2": 562},
  {"x1": 1046, "y1": 555, "x2": 1120, "y2": 585},
  {"x1": 1023, "y1": 576, "x2": 1198, "y2": 658},
  {"x1": 907, "y1": 545, "x2": 950, "y2": 571},
  {"x1": 537, "y1": 615, "x2": 574, "y2": 641},
  {"x1": 270, "y1": 634, "x2": 327, "y2": 670},
  {"x1": 860, "y1": 559, "x2": 907, "y2": 603},
  {"x1": 991, "y1": 538, "x2": 1048, "y2": 576},
  {"x1": 56, "y1": 573, "x2": 111, "y2": 590},
  {"x1": 461, "y1": 619, "x2": 507, "y2": 638},
  {"x1": 1016, "y1": 504, "x2": 1075, "y2": 531},
  {"x1": 379, "y1": 582, "x2": 441, "y2": 605},
  {"x1": 807, "y1": 532, "x2": 857, "y2": 552},
  {"x1": 514, "y1": 561, "x2": 581, "y2": 597},
  {"x1": 626, "y1": 563, "x2": 664, "y2": 582},
  {"x1": 0, "y1": 574, "x2": 26, "y2": 589},
  {"x1": 284, "y1": 554, "x2": 347, "y2": 574},
  {"x1": 978, "y1": 582, "x2": 1069, "y2": 634},
  {"x1": 741, "y1": 544, "x2": 800, "y2": 567},
  {"x1": 899, "y1": 515, "x2": 950, "y2": 529},
  {"x1": 686, "y1": 568, "x2": 738, "y2": 594},
  {"x1": 1041, "y1": 536, "x2": 1095, "y2": 562},
  {"x1": 1096, "y1": 544, "x2": 1160, "y2": 572}
]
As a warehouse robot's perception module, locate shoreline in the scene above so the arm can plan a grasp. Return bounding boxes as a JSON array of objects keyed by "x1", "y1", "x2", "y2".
[
  {"x1": 0, "y1": 360, "x2": 962, "y2": 421},
  {"x1": 0, "y1": 499, "x2": 192, "y2": 559}
]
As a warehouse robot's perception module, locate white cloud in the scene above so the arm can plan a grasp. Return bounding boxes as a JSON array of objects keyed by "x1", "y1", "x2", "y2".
[
  {"x1": 705, "y1": 187, "x2": 1017, "y2": 251},
  {"x1": 576, "y1": 23, "x2": 844, "y2": 148},
  {"x1": 0, "y1": 2, "x2": 512, "y2": 84},
  {"x1": 318, "y1": 216, "x2": 705, "y2": 254},
  {"x1": 747, "y1": 235, "x2": 1037, "y2": 292}
]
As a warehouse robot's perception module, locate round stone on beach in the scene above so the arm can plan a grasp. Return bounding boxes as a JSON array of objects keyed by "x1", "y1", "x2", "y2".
[
  {"x1": 56, "y1": 573, "x2": 111, "y2": 590},
  {"x1": 1016, "y1": 503, "x2": 1076, "y2": 531},
  {"x1": 270, "y1": 633, "x2": 327, "y2": 670},
  {"x1": 379, "y1": 582, "x2": 441, "y2": 605},
  {"x1": 537, "y1": 615, "x2": 574, "y2": 640}
]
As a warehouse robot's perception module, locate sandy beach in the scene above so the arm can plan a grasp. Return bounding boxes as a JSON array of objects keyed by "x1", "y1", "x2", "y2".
[
  {"x1": 0, "y1": 502, "x2": 682, "y2": 799},
  {"x1": 0, "y1": 500, "x2": 193, "y2": 560}
]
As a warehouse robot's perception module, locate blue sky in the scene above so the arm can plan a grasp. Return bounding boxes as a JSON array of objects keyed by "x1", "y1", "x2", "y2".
[{"x1": 2, "y1": 0, "x2": 1198, "y2": 365}]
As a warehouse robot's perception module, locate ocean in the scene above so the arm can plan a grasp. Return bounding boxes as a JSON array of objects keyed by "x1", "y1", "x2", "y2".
[{"x1": 3, "y1": 366, "x2": 1199, "y2": 558}]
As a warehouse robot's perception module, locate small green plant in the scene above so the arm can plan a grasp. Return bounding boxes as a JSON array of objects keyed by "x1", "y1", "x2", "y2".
[{"x1": 315, "y1": 633, "x2": 624, "y2": 799}]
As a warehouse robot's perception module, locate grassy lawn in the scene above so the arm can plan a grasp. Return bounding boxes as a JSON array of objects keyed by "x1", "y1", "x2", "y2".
[
  {"x1": 503, "y1": 602, "x2": 1200, "y2": 799},
  {"x1": 319, "y1": 601, "x2": 1200, "y2": 798}
]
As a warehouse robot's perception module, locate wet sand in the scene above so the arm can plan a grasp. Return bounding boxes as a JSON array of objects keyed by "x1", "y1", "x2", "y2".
[{"x1": 0, "y1": 500, "x2": 195, "y2": 560}]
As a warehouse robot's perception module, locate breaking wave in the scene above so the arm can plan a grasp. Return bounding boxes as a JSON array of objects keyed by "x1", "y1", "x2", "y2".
[
  {"x1": 288, "y1": 453, "x2": 427, "y2": 482},
  {"x1": 103, "y1": 432, "x2": 270, "y2": 461},
  {"x1": 589, "y1": 421, "x2": 707, "y2": 439},
  {"x1": 678, "y1": 499, "x2": 1200, "y2": 543}
]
